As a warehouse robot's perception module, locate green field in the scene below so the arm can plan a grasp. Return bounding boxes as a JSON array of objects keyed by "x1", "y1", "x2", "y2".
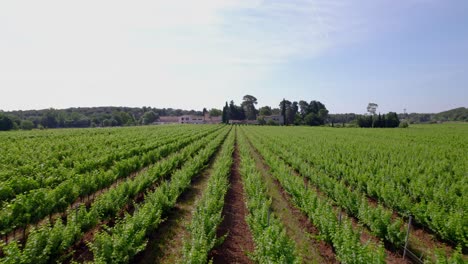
[{"x1": 0, "y1": 124, "x2": 466, "y2": 263}]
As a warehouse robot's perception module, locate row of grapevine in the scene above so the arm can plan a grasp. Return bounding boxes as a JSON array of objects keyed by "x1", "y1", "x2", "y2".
[
  {"x1": 0, "y1": 126, "x2": 184, "y2": 199},
  {"x1": 89, "y1": 127, "x2": 231, "y2": 263},
  {"x1": 245, "y1": 127, "x2": 406, "y2": 247},
  {"x1": 0, "y1": 125, "x2": 196, "y2": 204},
  {"x1": 240, "y1": 127, "x2": 387, "y2": 263},
  {"x1": 182, "y1": 127, "x2": 235, "y2": 263},
  {"x1": 0, "y1": 126, "x2": 229, "y2": 264},
  {"x1": 0, "y1": 125, "x2": 222, "y2": 237},
  {"x1": 237, "y1": 129, "x2": 299, "y2": 263},
  {"x1": 247, "y1": 126, "x2": 467, "y2": 247}
]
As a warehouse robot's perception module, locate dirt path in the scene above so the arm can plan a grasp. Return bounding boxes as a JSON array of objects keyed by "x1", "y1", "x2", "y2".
[
  {"x1": 209, "y1": 140, "x2": 255, "y2": 264},
  {"x1": 247, "y1": 139, "x2": 337, "y2": 264},
  {"x1": 133, "y1": 160, "x2": 214, "y2": 264}
]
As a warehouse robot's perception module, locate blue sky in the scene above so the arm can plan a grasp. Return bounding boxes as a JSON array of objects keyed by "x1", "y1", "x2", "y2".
[{"x1": 0, "y1": 0, "x2": 467, "y2": 114}]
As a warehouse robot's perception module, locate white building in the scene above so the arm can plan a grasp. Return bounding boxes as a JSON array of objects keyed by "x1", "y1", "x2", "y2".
[
  {"x1": 262, "y1": 115, "x2": 284, "y2": 125},
  {"x1": 179, "y1": 115, "x2": 205, "y2": 124}
]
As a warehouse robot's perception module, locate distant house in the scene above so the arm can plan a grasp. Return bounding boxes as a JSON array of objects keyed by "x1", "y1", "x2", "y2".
[
  {"x1": 179, "y1": 115, "x2": 205, "y2": 124},
  {"x1": 157, "y1": 113, "x2": 222, "y2": 125},
  {"x1": 262, "y1": 115, "x2": 284, "y2": 125},
  {"x1": 157, "y1": 116, "x2": 179, "y2": 124},
  {"x1": 204, "y1": 113, "x2": 222, "y2": 124}
]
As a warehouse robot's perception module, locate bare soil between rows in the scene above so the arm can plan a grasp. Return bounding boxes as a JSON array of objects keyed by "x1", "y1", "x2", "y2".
[
  {"x1": 246, "y1": 135, "x2": 338, "y2": 264},
  {"x1": 133, "y1": 160, "x2": 214, "y2": 264},
  {"x1": 209, "y1": 139, "x2": 255, "y2": 264}
]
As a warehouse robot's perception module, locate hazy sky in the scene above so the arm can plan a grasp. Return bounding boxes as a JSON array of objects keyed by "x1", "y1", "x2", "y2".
[{"x1": 1, "y1": 0, "x2": 467, "y2": 114}]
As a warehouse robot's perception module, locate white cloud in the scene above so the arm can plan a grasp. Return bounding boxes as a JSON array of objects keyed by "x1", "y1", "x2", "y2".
[{"x1": 0, "y1": 0, "x2": 437, "y2": 110}]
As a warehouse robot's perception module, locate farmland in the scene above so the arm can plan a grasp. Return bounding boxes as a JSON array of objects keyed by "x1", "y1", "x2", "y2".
[{"x1": 0, "y1": 124, "x2": 466, "y2": 263}]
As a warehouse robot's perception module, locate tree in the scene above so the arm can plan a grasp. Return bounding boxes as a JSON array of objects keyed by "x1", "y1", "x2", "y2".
[
  {"x1": 280, "y1": 99, "x2": 288, "y2": 125},
  {"x1": 258, "y1": 106, "x2": 272, "y2": 116},
  {"x1": 271, "y1": 108, "x2": 281, "y2": 115},
  {"x1": 299, "y1": 100, "x2": 309, "y2": 117},
  {"x1": 0, "y1": 114, "x2": 14, "y2": 131},
  {"x1": 318, "y1": 108, "x2": 329, "y2": 124},
  {"x1": 20, "y1": 120, "x2": 35, "y2": 130},
  {"x1": 209, "y1": 108, "x2": 222, "y2": 117},
  {"x1": 278, "y1": 99, "x2": 299, "y2": 125},
  {"x1": 286, "y1": 101, "x2": 297, "y2": 125},
  {"x1": 241, "y1": 95, "x2": 258, "y2": 120},
  {"x1": 222, "y1": 102, "x2": 229, "y2": 123},
  {"x1": 295, "y1": 99, "x2": 328, "y2": 126},
  {"x1": 229, "y1": 100, "x2": 245, "y2": 120},
  {"x1": 141, "y1": 111, "x2": 158, "y2": 125},
  {"x1": 357, "y1": 115, "x2": 373, "y2": 127},
  {"x1": 304, "y1": 113, "x2": 319, "y2": 126},
  {"x1": 357, "y1": 112, "x2": 399, "y2": 128},
  {"x1": 367, "y1": 103, "x2": 378, "y2": 115},
  {"x1": 40, "y1": 109, "x2": 58, "y2": 128},
  {"x1": 202, "y1": 108, "x2": 207, "y2": 121},
  {"x1": 385, "y1": 112, "x2": 400, "y2": 128},
  {"x1": 257, "y1": 116, "x2": 266, "y2": 125}
]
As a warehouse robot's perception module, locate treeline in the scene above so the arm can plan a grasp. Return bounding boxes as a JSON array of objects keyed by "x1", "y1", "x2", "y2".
[
  {"x1": 356, "y1": 112, "x2": 401, "y2": 128},
  {"x1": 401, "y1": 107, "x2": 468, "y2": 123},
  {"x1": 329, "y1": 113, "x2": 403, "y2": 128},
  {"x1": 222, "y1": 95, "x2": 329, "y2": 126},
  {"x1": 0, "y1": 106, "x2": 205, "y2": 131},
  {"x1": 330, "y1": 107, "x2": 468, "y2": 125}
]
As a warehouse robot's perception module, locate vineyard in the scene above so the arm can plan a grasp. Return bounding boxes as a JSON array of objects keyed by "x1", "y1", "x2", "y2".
[{"x1": 0, "y1": 124, "x2": 466, "y2": 263}]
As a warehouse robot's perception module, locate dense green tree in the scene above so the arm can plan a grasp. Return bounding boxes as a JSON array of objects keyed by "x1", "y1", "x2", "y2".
[
  {"x1": 258, "y1": 106, "x2": 272, "y2": 116},
  {"x1": 241, "y1": 95, "x2": 258, "y2": 120},
  {"x1": 328, "y1": 113, "x2": 357, "y2": 125},
  {"x1": 141, "y1": 111, "x2": 158, "y2": 125},
  {"x1": 209, "y1": 108, "x2": 222, "y2": 117},
  {"x1": 271, "y1": 108, "x2": 281, "y2": 115},
  {"x1": 40, "y1": 109, "x2": 58, "y2": 128},
  {"x1": 278, "y1": 99, "x2": 299, "y2": 125},
  {"x1": 385, "y1": 112, "x2": 400, "y2": 128},
  {"x1": 0, "y1": 114, "x2": 14, "y2": 131},
  {"x1": 222, "y1": 102, "x2": 229, "y2": 123},
  {"x1": 304, "y1": 113, "x2": 322, "y2": 126},
  {"x1": 299, "y1": 100, "x2": 309, "y2": 117},
  {"x1": 357, "y1": 112, "x2": 399, "y2": 128},
  {"x1": 229, "y1": 100, "x2": 245, "y2": 120},
  {"x1": 102, "y1": 118, "x2": 118, "y2": 127},
  {"x1": 20, "y1": 120, "x2": 35, "y2": 130},
  {"x1": 294, "y1": 113, "x2": 302, "y2": 125},
  {"x1": 280, "y1": 99, "x2": 287, "y2": 124},
  {"x1": 286, "y1": 99, "x2": 328, "y2": 126},
  {"x1": 357, "y1": 115, "x2": 373, "y2": 127},
  {"x1": 257, "y1": 116, "x2": 266, "y2": 125}
]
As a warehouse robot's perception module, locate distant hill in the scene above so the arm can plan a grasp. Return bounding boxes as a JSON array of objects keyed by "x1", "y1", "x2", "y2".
[
  {"x1": 399, "y1": 107, "x2": 468, "y2": 124},
  {"x1": 433, "y1": 107, "x2": 468, "y2": 122}
]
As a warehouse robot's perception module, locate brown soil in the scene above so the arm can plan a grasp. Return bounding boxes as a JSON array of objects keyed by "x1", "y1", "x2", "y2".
[{"x1": 210, "y1": 140, "x2": 255, "y2": 264}]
